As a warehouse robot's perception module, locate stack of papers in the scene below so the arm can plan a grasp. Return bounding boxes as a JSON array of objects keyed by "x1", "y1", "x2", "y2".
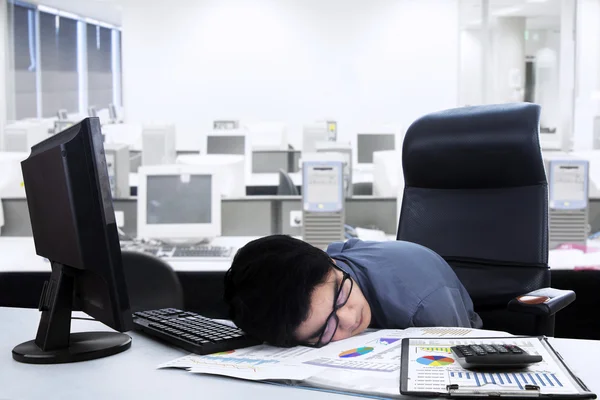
[{"x1": 158, "y1": 327, "x2": 511, "y2": 398}]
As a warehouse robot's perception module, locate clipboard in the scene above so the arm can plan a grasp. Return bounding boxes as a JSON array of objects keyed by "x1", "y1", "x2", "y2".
[{"x1": 400, "y1": 336, "x2": 596, "y2": 399}]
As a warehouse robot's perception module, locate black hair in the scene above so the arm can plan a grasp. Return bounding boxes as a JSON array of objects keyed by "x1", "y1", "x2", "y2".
[{"x1": 223, "y1": 235, "x2": 333, "y2": 347}]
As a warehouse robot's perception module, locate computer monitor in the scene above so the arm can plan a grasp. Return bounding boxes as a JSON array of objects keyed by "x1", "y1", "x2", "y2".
[
  {"x1": 316, "y1": 141, "x2": 353, "y2": 196},
  {"x1": 13, "y1": 117, "x2": 132, "y2": 364},
  {"x1": 302, "y1": 122, "x2": 330, "y2": 153},
  {"x1": 108, "y1": 103, "x2": 118, "y2": 122},
  {"x1": 56, "y1": 109, "x2": 68, "y2": 120},
  {"x1": 141, "y1": 124, "x2": 176, "y2": 166},
  {"x1": 252, "y1": 150, "x2": 290, "y2": 173},
  {"x1": 1, "y1": 122, "x2": 48, "y2": 151},
  {"x1": 137, "y1": 164, "x2": 221, "y2": 241},
  {"x1": 373, "y1": 150, "x2": 402, "y2": 197},
  {"x1": 205, "y1": 130, "x2": 252, "y2": 180},
  {"x1": 176, "y1": 154, "x2": 245, "y2": 197},
  {"x1": 88, "y1": 106, "x2": 98, "y2": 118},
  {"x1": 104, "y1": 143, "x2": 130, "y2": 198},
  {"x1": 243, "y1": 121, "x2": 288, "y2": 150},
  {"x1": 356, "y1": 133, "x2": 396, "y2": 165},
  {"x1": 0, "y1": 151, "x2": 29, "y2": 199}
]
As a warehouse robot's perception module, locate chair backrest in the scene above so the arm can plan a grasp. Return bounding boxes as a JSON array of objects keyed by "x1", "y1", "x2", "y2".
[
  {"x1": 121, "y1": 250, "x2": 184, "y2": 312},
  {"x1": 397, "y1": 103, "x2": 550, "y2": 308},
  {"x1": 277, "y1": 169, "x2": 299, "y2": 195}
]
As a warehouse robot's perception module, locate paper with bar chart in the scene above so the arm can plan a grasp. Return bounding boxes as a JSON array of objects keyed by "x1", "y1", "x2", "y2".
[{"x1": 405, "y1": 337, "x2": 580, "y2": 396}]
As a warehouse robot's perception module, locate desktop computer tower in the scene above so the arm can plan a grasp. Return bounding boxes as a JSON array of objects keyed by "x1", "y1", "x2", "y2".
[
  {"x1": 142, "y1": 124, "x2": 176, "y2": 166},
  {"x1": 543, "y1": 156, "x2": 589, "y2": 249}
]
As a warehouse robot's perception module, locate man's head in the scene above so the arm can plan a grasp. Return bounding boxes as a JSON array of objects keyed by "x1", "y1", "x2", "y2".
[{"x1": 223, "y1": 235, "x2": 371, "y2": 347}]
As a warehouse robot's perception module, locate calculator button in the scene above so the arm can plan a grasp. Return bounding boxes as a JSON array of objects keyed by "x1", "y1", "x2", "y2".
[
  {"x1": 493, "y1": 345, "x2": 509, "y2": 353},
  {"x1": 469, "y1": 345, "x2": 486, "y2": 355},
  {"x1": 482, "y1": 345, "x2": 497, "y2": 353}
]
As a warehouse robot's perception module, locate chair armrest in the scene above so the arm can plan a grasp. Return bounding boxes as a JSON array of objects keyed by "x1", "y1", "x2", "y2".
[{"x1": 507, "y1": 287, "x2": 575, "y2": 316}]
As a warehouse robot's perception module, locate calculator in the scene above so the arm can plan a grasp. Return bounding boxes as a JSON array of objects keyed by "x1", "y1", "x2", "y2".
[{"x1": 450, "y1": 344, "x2": 543, "y2": 369}]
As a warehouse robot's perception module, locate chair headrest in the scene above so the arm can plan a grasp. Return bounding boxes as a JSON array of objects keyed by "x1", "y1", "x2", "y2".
[{"x1": 402, "y1": 103, "x2": 547, "y2": 189}]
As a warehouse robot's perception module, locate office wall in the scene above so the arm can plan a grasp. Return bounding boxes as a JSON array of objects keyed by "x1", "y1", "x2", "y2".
[{"x1": 121, "y1": 0, "x2": 459, "y2": 150}]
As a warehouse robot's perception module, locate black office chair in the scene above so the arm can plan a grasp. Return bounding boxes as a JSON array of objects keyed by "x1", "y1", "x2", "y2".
[
  {"x1": 121, "y1": 250, "x2": 184, "y2": 313},
  {"x1": 277, "y1": 169, "x2": 299, "y2": 195},
  {"x1": 397, "y1": 103, "x2": 575, "y2": 336}
]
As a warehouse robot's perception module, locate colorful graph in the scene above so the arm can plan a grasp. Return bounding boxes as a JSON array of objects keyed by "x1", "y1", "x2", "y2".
[
  {"x1": 377, "y1": 338, "x2": 400, "y2": 345},
  {"x1": 449, "y1": 370, "x2": 563, "y2": 390},
  {"x1": 212, "y1": 350, "x2": 236, "y2": 356},
  {"x1": 339, "y1": 347, "x2": 374, "y2": 358},
  {"x1": 417, "y1": 355, "x2": 455, "y2": 366},
  {"x1": 419, "y1": 347, "x2": 452, "y2": 354}
]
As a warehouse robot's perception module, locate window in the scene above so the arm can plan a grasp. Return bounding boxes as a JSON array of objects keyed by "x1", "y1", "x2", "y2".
[
  {"x1": 39, "y1": 11, "x2": 79, "y2": 117},
  {"x1": 87, "y1": 23, "x2": 113, "y2": 110}
]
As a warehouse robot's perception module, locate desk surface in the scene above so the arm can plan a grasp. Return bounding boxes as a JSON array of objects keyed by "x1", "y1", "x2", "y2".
[
  {"x1": 1, "y1": 308, "x2": 350, "y2": 400},
  {"x1": 0, "y1": 237, "x2": 253, "y2": 273},
  {"x1": 0, "y1": 236, "x2": 582, "y2": 272},
  {"x1": 2, "y1": 308, "x2": 598, "y2": 400}
]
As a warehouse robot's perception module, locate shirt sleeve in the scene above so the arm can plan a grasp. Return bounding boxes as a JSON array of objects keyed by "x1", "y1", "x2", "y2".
[{"x1": 411, "y1": 286, "x2": 475, "y2": 328}]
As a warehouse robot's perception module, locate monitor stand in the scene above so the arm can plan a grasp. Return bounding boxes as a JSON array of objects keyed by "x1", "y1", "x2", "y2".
[{"x1": 12, "y1": 261, "x2": 131, "y2": 364}]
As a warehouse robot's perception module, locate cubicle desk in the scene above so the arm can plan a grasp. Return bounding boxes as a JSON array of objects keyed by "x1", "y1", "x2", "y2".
[
  {"x1": 0, "y1": 308, "x2": 349, "y2": 400},
  {"x1": 1, "y1": 236, "x2": 600, "y2": 339},
  {"x1": 2, "y1": 196, "x2": 399, "y2": 238},
  {"x1": 1, "y1": 307, "x2": 599, "y2": 400}
]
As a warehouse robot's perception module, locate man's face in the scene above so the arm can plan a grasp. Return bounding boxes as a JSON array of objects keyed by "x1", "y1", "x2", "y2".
[{"x1": 294, "y1": 265, "x2": 372, "y2": 345}]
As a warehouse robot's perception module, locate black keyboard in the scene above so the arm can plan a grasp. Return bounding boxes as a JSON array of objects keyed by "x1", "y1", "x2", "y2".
[{"x1": 133, "y1": 308, "x2": 260, "y2": 355}]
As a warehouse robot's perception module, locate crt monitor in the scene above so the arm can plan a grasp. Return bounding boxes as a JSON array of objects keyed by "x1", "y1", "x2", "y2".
[
  {"x1": 88, "y1": 106, "x2": 98, "y2": 118},
  {"x1": 57, "y1": 109, "x2": 68, "y2": 120},
  {"x1": 13, "y1": 117, "x2": 132, "y2": 364},
  {"x1": 205, "y1": 130, "x2": 252, "y2": 179},
  {"x1": 356, "y1": 133, "x2": 396, "y2": 164},
  {"x1": 137, "y1": 164, "x2": 221, "y2": 241},
  {"x1": 108, "y1": 103, "x2": 118, "y2": 122}
]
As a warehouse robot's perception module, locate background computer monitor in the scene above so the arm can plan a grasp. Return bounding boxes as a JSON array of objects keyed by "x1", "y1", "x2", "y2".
[
  {"x1": 356, "y1": 133, "x2": 396, "y2": 165},
  {"x1": 205, "y1": 130, "x2": 252, "y2": 180},
  {"x1": 141, "y1": 124, "x2": 176, "y2": 166},
  {"x1": 137, "y1": 164, "x2": 221, "y2": 241},
  {"x1": 1, "y1": 122, "x2": 48, "y2": 152},
  {"x1": 302, "y1": 122, "x2": 330, "y2": 153},
  {"x1": 176, "y1": 154, "x2": 245, "y2": 197},
  {"x1": 88, "y1": 106, "x2": 98, "y2": 118},
  {"x1": 108, "y1": 103, "x2": 118, "y2": 122},
  {"x1": 243, "y1": 121, "x2": 288, "y2": 150},
  {"x1": 104, "y1": 143, "x2": 130, "y2": 198},
  {"x1": 56, "y1": 109, "x2": 68, "y2": 120},
  {"x1": 13, "y1": 117, "x2": 132, "y2": 364}
]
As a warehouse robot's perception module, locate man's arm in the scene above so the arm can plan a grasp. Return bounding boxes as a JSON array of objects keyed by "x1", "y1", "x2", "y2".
[{"x1": 411, "y1": 287, "x2": 475, "y2": 328}]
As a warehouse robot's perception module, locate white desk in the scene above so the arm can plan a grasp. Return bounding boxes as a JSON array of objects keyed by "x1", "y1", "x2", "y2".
[
  {"x1": 1, "y1": 308, "x2": 349, "y2": 400},
  {"x1": 1, "y1": 308, "x2": 598, "y2": 400},
  {"x1": 0, "y1": 237, "x2": 254, "y2": 273}
]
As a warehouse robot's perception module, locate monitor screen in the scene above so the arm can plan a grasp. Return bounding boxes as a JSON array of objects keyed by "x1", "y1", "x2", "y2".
[
  {"x1": 207, "y1": 135, "x2": 245, "y2": 155},
  {"x1": 252, "y1": 151, "x2": 288, "y2": 173},
  {"x1": 305, "y1": 165, "x2": 342, "y2": 204},
  {"x1": 146, "y1": 174, "x2": 212, "y2": 224},
  {"x1": 357, "y1": 134, "x2": 395, "y2": 163},
  {"x1": 551, "y1": 163, "x2": 586, "y2": 202}
]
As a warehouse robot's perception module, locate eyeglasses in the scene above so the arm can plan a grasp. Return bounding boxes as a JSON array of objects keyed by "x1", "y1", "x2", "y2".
[{"x1": 308, "y1": 264, "x2": 353, "y2": 348}]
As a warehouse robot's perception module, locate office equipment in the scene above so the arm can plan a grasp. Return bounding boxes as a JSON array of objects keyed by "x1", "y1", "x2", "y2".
[
  {"x1": 401, "y1": 336, "x2": 595, "y2": 398},
  {"x1": 205, "y1": 129, "x2": 252, "y2": 180},
  {"x1": 137, "y1": 164, "x2": 221, "y2": 241},
  {"x1": 356, "y1": 132, "x2": 396, "y2": 166},
  {"x1": 213, "y1": 120, "x2": 239, "y2": 130},
  {"x1": 108, "y1": 103, "x2": 119, "y2": 123},
  {"x1": 13, "y1": 117, "x2": 133, "y2": 364},
  {"x1": 252, "y1": 150, "x2": 292, "y2": 173},
  {"x1": 244, "y1": 121, "x2": 288, "y2": 150},
  {"x1": 88, "y1": 106, "x2": 98, "y2": 118},
  {"x1": 56, "y1": 109, "x2": 68, "y2": 120},
  {"x1": 133, "y1": 308, "x2": 259, "y2": 355},
  {"x1": 450, "y1": 343, "x2": 542, "y2": 369},
  {"x1": 104, "y1": 142, "x2": 130, "y2": 198},
  {"x1": 302, "y1": 160, "x2": 345, "y2": 249},
  {"x1": 141, "y1": 124, "x2": 176, "y2": 166},
  {"x1": 277, "y1": 169, "x2": 299, "y2": 195},
  {"x1": 0, "y1": 152, "x2": 28, "y2": 199},
  {"x1": 397, "y1": 103, "x2": 575, "y2": 336},
  {"x1": 1, "y1": 122, "x2": 48, "y2": 151},
  {"x1": 123, "y1": 242, "x2": 233, "y2": 261},
  {"x1": 544, "y1": 155, "x2": 589, "y2": 249},
  {"x1": 373, "y1": 150, "x2": 402, "y2": 197},
  {"x1": 177, "y1": 154, "x2": 245, "y2": 198},
  {"x1": 316, "y1": 141, "x2": 353, "y2": 196},
  {"x1": 302, "y1": 122, "x2": 331, "y2": 153}
]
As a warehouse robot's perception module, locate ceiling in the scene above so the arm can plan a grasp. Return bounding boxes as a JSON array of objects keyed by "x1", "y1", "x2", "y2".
[
  {"x1": 24, "y1": 0, "x2": 122, "y2": 26},
  {"x1": 460, "y1": 0, "x2": 562, "y2": 29}
]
